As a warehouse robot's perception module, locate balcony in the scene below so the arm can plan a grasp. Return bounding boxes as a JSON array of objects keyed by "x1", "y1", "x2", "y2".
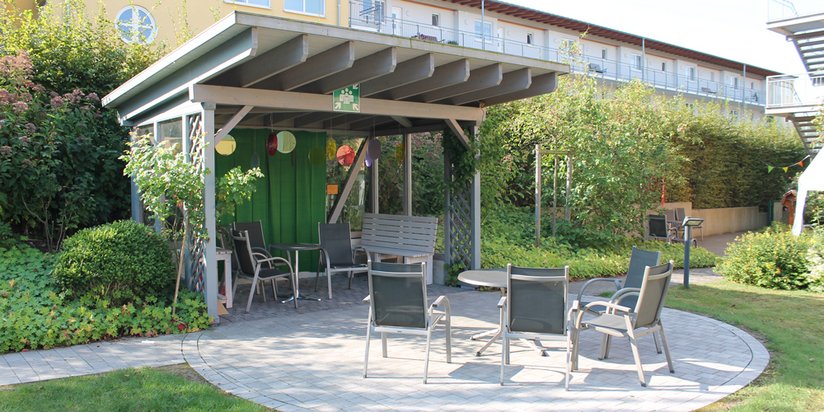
[
  {"x1": 348, "y1": 2, "x2": 764, "y2": 107},
  {"x1": 765, "y1": 72, "x2": 824, "y2": 114}
]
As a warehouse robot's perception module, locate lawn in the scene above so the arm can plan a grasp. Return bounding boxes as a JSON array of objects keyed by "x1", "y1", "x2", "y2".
[
  {"x1": 0, "y1": 364, "x2": 269, "y2": 412},
  {"x1": 666, "y1": 280, "x2": 824, "y2": 411}
]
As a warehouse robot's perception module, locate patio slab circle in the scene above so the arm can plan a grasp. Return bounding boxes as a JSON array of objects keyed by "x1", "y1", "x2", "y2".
[{"x1": 183, "y1": 287, "x2": 769, "y2": 412}]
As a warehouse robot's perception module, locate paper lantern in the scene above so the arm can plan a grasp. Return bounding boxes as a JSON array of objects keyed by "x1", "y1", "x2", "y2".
[
  {"x1": 266, "y1": 132, "x2": 278, "y2": 156},
  {"x1": 215, "y1": 134, "x2": 236, "y2": 156},
  {"x1": 326, "y1": 138, "x2": 337, "y2": 160},
  {"x1": 308, "y1": 147, "x2": 325, "y2": 165},
  {"x1": 277, "y1": 131, "x2": 296, "y2": 154},
  {"x1": 336, "y1": 145, "x2": 355, "y2": 166},
  {"x1": 367, "y1": 139, "x2": 381, "y2": 160}
]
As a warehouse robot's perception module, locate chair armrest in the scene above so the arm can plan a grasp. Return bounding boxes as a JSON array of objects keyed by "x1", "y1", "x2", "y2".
[
  {"x1": 497, "y1": 296, "x2": 507, "y2": 308},
  {"x1": 429, "y1": 295, "x2": 451, "y2": 316},
  {"x1": 257, "y1": 256, "x2": 293, "y2": 273},
  {"x1": 352, "y1": 246, "x2": 371, "y2": 264},
  {"x1": 576, "y1": 278, "x2": 621, "y2": 302},
  {"x1": 362, "y1": 295, "x2": 371, "y2": 303},
  {"x1": 584, "y1": 300, "x2": 632, "y2": 314},
  {"x1": 610, "y1": 288, "x2": 640, "y2": 306},
  {"x1": 252, "y1": 247, "x2": 271, "y2": 257}
]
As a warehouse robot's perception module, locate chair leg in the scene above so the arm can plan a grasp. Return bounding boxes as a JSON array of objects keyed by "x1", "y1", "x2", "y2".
[
  {"x1": 500, "y1": 332, "x2": 506, "y2": 385},
  {"x1": 364, "y1": 309, "x2": 373, "y2": 378},
  {"x1": 423, "y1": 329, "x2": 432, "y2": 384},
  {"x1": 565, "y1": 331, "x2": 572, "y2": 390},
  {"x1": 348, "y1": 270, "x2": 353, "y2": 289},
  {"x1": 315, "y1": 255, "x2": 322, "y2": 292},
  {"x1": 381, "y1": 332, "x2": 388, "y2": 358},
  {"x1": 445, "y1": 314, "x2": 452, "y2": 364},
  {"x1": 245, "y1": 274, "x2": 260, "y2": 313},
  {"x1": 327, "y1": 268, "x2": 333, "y2": 300},
  {"x1": 658, "y1": 324, "x2": 675, "y2": 373},
  {"x1": 600, "y1": 334, "x2": 612, "y2": 359},
  {"x1": 652, "y1": 331, "x2": 662, "y2": 354},
  {"x1": 628, "y1": 334, "x2": 647, "y2": 387}
]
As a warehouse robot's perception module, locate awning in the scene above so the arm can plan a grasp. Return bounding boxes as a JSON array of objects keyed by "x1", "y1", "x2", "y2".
[{"x1": 103, "y1": 11, "x2": 567, "y2": 136}]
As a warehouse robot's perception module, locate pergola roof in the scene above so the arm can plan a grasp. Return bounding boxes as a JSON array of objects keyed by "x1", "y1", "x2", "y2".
[{"x1": 103, "y1": 12, "x2": 567, "y2": 136}]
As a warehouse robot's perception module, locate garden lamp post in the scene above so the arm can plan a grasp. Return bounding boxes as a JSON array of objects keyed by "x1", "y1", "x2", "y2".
[{"x1": 682, "y1": 216, "x2": 704, "y2": 288}]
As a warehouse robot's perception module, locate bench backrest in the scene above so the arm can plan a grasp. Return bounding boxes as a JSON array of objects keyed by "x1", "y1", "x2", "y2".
[{"x1": 361, "y1": 213, "x2": 438, "y2": 255}]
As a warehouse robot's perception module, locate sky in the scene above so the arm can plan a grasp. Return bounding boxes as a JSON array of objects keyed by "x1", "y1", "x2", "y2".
[{"x1": 502, "y1": 0, "x2": 823, "y2": 75}]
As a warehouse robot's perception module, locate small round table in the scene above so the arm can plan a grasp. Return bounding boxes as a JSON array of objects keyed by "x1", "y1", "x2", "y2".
[
  {"x1": 458, "y1": 269, "x2": 507, "y2": 356},
  {"x1": 269, "y1": 243, "x2": 322, "y2": 308}
]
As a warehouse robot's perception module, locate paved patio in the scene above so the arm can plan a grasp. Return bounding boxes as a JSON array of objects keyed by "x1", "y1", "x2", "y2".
[
  {"x1": 186, "y1": 274, "x2": 768, "y2": 411},
  {"x1": 0, "y1": 261, "x2": 768, "y2": 411}
]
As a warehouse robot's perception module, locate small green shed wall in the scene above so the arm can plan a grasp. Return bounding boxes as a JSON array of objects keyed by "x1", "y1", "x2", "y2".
[{"x1": 216, "y1": 129, "x2": 326, "y2": 270}]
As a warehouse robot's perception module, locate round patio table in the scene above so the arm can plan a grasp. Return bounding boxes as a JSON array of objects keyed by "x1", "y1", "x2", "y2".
[
  {"x1": 458, "y1": 269, "x2": 507, "y2": 356},
  {"x1": 270, "y1": 243, "x2": 322, "y2": 308}
]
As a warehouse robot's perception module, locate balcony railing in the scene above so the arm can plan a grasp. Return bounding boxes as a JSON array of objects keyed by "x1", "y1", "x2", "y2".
[
  {"x1": 766, "y1": 72, "x2": 824, "y2": 109},
  {"x1": 348, "y1": 3, "x2": 764, "y2": 106}
]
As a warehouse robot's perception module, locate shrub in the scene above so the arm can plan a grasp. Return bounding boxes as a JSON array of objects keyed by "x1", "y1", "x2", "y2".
[
  {"x1": 52, "y1": 220, "x2": 175, "y2": 306},
  {"x1": 807, "y1": 229, "x2": 824, "y2": 293},
  {"x1": 1, "y1": 241, "x2": 210, "y2": 353},
  {"x1": 717, "y1": 225, "x2": 812, "y2": 290}
]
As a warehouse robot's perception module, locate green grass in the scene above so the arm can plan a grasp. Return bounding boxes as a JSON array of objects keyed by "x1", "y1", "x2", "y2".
[
  {"x1": 0, "y1": 365, "x2": 269, "y2": 412},
  {"x1": 666, "y1": 281, "x2": 824, "y2": 411}
]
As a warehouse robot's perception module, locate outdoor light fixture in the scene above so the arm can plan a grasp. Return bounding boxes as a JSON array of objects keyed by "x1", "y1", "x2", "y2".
[{"x1": 681, "y1": 216, "x2": 704, "y2": 288}]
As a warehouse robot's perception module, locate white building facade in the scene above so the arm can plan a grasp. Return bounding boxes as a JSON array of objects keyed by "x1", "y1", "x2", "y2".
[{"x1": 350, "y1": 0, "x2": 775, "y2": 121}]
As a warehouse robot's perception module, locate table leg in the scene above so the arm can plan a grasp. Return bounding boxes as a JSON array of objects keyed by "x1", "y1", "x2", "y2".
[{"x1": 280, "y1": 250, "x2": 321, "y2": 308}]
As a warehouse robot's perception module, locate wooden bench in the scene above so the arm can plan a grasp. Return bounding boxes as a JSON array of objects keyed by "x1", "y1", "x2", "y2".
[{"x1": 360, "y1": 213, "x2": 439, "y2": 284}]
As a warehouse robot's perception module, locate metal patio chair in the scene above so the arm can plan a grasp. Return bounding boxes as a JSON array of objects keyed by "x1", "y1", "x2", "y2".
[
  {"x1": 318, "y1": 223, "x2": 367, "y2": 299},
  {"x1": 499, "y1": 264, "x2": 572, "y2": 387},
  {"x1": 232, "y1": 230, "x2": 295, "y2": 312},
  {"x1": 570, "y1": 261, "x2": 675, "y2": 387},
  {"x1": 575, "y1": 246, "x2": 661, "y2": 314},
  {"x1": 363, "y1": 261, "x2": 452, "y2": 384}
]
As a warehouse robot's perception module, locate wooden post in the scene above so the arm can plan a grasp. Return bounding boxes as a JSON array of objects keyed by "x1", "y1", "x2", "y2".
[
  {"x1": 201, "y1": 104, "x2": 219, "y2": 323},
  {"x1": 565, "y1": 155, "x2": 572, "y2": 221},
  {"x1": 553, "y1": 155, "x2": 558, "y2": 237},
  {"x1": 534, "y1": 145, "x2": 541, "y2": 245},
  {"x1": 403, "y1": 133, "x2": 412, "y2": 216}
]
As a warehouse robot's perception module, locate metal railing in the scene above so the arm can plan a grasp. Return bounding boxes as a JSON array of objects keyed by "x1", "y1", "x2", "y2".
[
  {"x1": 348, "y1": 2, "x2": 764, "y2": 106},
  {"x1": 766, "y1": 72, "x2": 824, "y2": 109},
  {"x1": 767, "y1": 0, "x2": 798, "y2": 22}
]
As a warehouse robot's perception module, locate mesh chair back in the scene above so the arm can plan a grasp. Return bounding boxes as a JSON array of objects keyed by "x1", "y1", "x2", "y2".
[
  {"x1": 621, "y1": 247, "x2": 661, "y2": 310},
  {"x1": 664, "y1": 209, "x2": 677, "y2": 223},
  {"x1": 507, "y1": 265, "x2": 568, "y2": 335},
  {"x1": 675, "y1": 208, "x2": 686, "y2": 222},
  {"x1": 633, "y1": 262, "x2": 673, "y2": 328},
  {"x1": 368, "y1": 262, "x2": 427, "y2": 329},
  {"x1": 233, "y1": 221, "x2": 267, "y2": 251},
  {"x1": 232, "y1": 231, "x2": 257, "y2": 276},
  {"x1": 319, "y1": 223, "x2": 356, "y2": 266}
]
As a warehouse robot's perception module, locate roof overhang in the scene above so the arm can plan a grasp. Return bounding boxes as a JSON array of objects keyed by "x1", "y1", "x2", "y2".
[{"x1": 103, "y1": 12, "x2": 567, "y2": 135}]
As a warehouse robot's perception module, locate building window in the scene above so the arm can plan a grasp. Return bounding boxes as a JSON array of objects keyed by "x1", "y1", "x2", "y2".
[
  {"x1": 474, "y1": 20, "x2": 492, "y2": 39},
  {"x1": 115, "y1": 6, "x2": 157, "y2": 44},
  {"x1": 431, "y1": 13, "x2": 439, "y2": 27},
  {"x1": 710, "y1": 72, "x2": 715, "y2": 81},
  {"x1": 750, "y1": 81, "x2": 755, "y2": 89},
  {"x1": 733, "y1": 77, "x2": 739, "y2": 89},
  {"x1": 632, "y1": 54, "x2": 642, "y2": 70},
  {"x1": 687, "y1": 67, "x2": 696, "y2": 81},
  {"x1": 526, "y1": 33, "x2": 533, "y2": 45},
  {"x1": 285, "y1": 0, "x2": 323, "y2": 15},
  {"x1": 601, "y1": 48, "x2": 607, "y2": 59},
  {"x1": 226, "y1": 0, "x2": 270, "y2": 7},
  {"x1": 661, "y1": 62, "x2": 666, "y2": 72}
]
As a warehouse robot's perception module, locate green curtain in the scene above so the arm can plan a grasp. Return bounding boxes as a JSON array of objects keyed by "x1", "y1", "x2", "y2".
[{"x1": 215, "y1": 129, "x2": 326, "y2": 270}]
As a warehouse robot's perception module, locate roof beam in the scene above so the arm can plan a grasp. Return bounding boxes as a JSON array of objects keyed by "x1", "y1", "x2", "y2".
[
  {"x1": 361, "y1": 54, "x2": 435, "y2": 96},
  {"x1": 297, "y1": 47, "x2": 397, "y2": 94},
  {"x1": 379, "y1": 59, "x2": 470, "y2": 100},
  {"x1": 114, "y1": 29, "x2": 259, "y2": 122},
  {"x1": 481, "y1": 73, "x2": 557, "y2": 106},
  {"x1": 391, "y1": 116, "x2": 413, "y2": 128},
  {"x1": 418, "y1": 63, "x2": 503, "y2": 103},
  {"x1": 215, "y1": 105, "x2": 252, "y2": 142},
  {"x1": 445, "y1": 118, "x2": 470, "y2": 147},
  {"x1": 256, "y1": 41, "x2": 356, "y2": 91},
  {"x1": 190, "y1": 84, "x2": 485, "y2": 122},
  {"x1": 447, "y1": 68, "x2": 531, "y2": 105},
  {"x1": 210, "y1": 34, "x2": 308, "y2": 87}
]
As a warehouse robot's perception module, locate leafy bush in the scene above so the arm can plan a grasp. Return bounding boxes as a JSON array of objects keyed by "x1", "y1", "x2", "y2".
[
  {"x1": 806, "y1": 229, "x2": 824, "y2": 293},
  {"x1": 0, "y1": 242, "x2": 210, "y2": 353},
  {"x1": 52, "y1": 221, "x2": 175, "y2": 306},
  {"x1": 717, "y1": 225, "x2": 813, "y2": 290},
  {"x1": 0, "y1": 2, "x2": 162, "y2": 249},
  {"x1": 478, "y1": 205, "x2": 716, "y2": 279}
]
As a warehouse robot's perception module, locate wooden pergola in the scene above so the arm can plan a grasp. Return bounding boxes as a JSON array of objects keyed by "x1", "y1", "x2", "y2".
[{"x1": 103, "y1": 12, "x2": 567, "y2": 321}]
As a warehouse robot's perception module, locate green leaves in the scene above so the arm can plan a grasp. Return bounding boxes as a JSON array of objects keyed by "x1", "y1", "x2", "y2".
[{"x1": 0, "y1": 242, "x2": 211, "y2": 353}]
